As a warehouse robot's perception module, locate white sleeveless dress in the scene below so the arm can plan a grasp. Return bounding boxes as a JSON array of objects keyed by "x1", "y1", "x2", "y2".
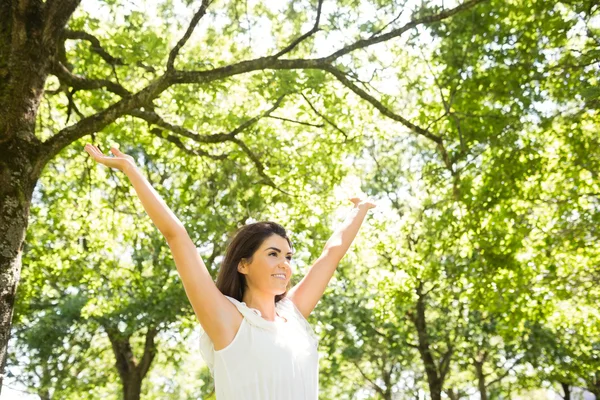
[{"x1": 199, "y1": 295, "x2": 320, "y2": 400}]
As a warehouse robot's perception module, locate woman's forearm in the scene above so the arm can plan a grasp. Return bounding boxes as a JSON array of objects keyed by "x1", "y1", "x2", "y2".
[
  {"x1": 322, "y1": 205, "x2": 369, "y2": 261},
  {"x1": 123, "y1": 162, "x2": 185, "y2": 239}
]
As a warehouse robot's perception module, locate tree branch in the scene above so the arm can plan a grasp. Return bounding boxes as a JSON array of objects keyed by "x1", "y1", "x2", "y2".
[
  {"x1": 39, "y1": 75, "x2": 170, "y2": 164},
  {"x1": 39, "y1": 0, "x2": 484, "y2": 170},
  {"x1": 351, "y1": 360, "x2": 387, "y2": 398},
  {"x1": 138, "y1": 326, "x2": 158, "y2": 378},
  {"x1": 166, "y1": 0, "x2": 213, "y2": 71},
  {"x1": 300, "y1": 93, "x2": 349, "y2": 140},
  {"x1": 148, "y1": 127, "x2": 229, "y2": 160},
  {"x1": 63, "y1": 29, "x2": 125, "y2": 66},
  {"x1": 322, "y1": 0, "x2": 487, "y2": 62},
  {"x1": 129, "y1": 96, "x2": 290, "y2": 193},
  {"x1": 266, "y1": 115, "x2": 324, "y2": 128},
  {"x1": 272, "y1": 0, "x2": 324, "y2": 58},
  {"x1": 129, "y1": 109, "x2": 235, "y2": 144},
  {"x1": 322, "y1": 65, "x2": 442, "y2": 144},
  {"x1": 50, "y1": 60, "x2": 131, "y2": 97}
]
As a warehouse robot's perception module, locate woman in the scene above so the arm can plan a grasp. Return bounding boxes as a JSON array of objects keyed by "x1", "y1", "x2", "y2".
[{"x1": 84, "y1": 144, "x2": 376, "y2": 399}]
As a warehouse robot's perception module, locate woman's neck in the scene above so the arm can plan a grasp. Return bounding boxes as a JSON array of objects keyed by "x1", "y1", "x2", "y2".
[{"x1": 242, "y1": 290, "x2": 278, "y2": 321}]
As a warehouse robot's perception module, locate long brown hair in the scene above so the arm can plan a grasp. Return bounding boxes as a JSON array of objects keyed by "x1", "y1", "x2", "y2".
[{"x1": 216, "y1": 221, "x2": 294, "y2": 303}]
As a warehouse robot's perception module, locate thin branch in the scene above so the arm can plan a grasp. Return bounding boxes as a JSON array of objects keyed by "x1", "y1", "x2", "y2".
[
  {"x1": 63, "y1": 30, "x2": 125, "y2": 66},
  {"x1": 486, "y1": 355, "x2": 524, "y2": 388},
  {"x1": 420, "y1": 47, "x2": 470, "y2": 159},
  {"x1": 439, "y1": 346, "x2": 454, "y2": 381},
  {"x1": 323, "y1": 65, "x2": 442, "y2": 144},
  {"x1": 62, "y1": 29, "x2": 157, "y2": 74},
  {"x1": 129, "y1": 109, "x2": 236, "y2": 144},
  {"x1": 130, "y1": 96, "x2": 290, "y2": 193},
  {"x1": 351, "y1": 360, "x2": 387, "y2": 398},
  {"x1": 227, "y1": 94, "x2": 287, "y2": 136},
  {"x1": 300, "y1": 93, "x2": 349, "y2": 140},
  {"x1": 65, "y1": 88, "x2": 85, "y2": 123},
  {"x1": 266, "y1": 115, "x2": 324, "y2": 128},
  {"x1": 273, "y1": 0, "x2": 324, "y2": 58},
  {"x1": 148, "y1": 127, "x2": 229, "y2": 160},
  {"x1": 50, "y1": 61, "x2": 131, "y2": 97},
  {"x1": 323, "y1": 0, "x2": 488, "y2": 62},
  {"x1": 167, "y1": 0, "x2": 213, "y2": 71},
  {"x1": 229, "y1": 136, "x2": 292, "y2": 195},
  {"x1": 369, "y1": 9, "x2": 405, "y2": 39}
]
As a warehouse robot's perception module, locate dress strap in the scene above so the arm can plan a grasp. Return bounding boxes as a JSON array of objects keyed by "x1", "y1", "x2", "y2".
[{"x1": 223, "y1": 295, "x2": 280, "y2": 331}]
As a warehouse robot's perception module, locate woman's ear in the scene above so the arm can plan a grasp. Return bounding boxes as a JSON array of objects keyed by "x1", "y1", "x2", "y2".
[{"x1": 238, "y1": 259, "x2": 248, "y2": 275}]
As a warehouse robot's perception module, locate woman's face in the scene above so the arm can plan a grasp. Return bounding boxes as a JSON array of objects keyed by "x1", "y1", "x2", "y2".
[{"x1": 239, "y1": 234, "x2": 294, "y2": 295}]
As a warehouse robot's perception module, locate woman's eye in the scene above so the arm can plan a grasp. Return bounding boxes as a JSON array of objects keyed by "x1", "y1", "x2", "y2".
[{"x1": 286, "y1": 257, "x2": 292, "y2": 261}]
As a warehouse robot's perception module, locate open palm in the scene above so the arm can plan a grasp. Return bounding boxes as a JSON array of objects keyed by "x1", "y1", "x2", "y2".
[
  {"x1": 84, "y1": 144, "x2": 135, "y2": 172},
  {"x1": 349, "y1": 197, "x2": 377, "y2": 210}
]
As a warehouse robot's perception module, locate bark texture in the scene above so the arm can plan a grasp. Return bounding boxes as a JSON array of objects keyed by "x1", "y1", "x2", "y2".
[{"x1": 0, "y1": 0, "x2": 79, "y2": 392}]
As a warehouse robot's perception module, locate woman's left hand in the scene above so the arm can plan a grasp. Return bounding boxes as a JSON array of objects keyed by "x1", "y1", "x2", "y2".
[{"x1": 349, "y1": 197, "x2": 377, "y2": 210}]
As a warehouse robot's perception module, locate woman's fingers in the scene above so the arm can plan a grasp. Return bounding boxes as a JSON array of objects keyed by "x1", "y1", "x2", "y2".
[
  {"x1": 85, "y1": 144, "x2": 111, "y2": 164},
  {"x1": 84, "y1": 144, "x2": 100, "y2": 159},
  {"x1": 348, "y1": 196, "x2": 377, "y2": 209},
  {"x1": 85, "y1": 143, "x2": 133, "y2": 172}
]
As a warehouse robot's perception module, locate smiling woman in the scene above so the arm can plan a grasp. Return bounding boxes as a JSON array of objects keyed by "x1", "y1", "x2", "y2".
[
  {"x1": 83, "y1": 143, "x2": 375, "y2": 399},
  {"x1": 198, "y1": 212, "x2": 374, "y2": 399}
]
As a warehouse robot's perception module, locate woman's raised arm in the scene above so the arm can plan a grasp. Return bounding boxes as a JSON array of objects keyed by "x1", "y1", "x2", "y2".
[
  {"x1": 84, "y1": 144, "x2": 185, "y2": 239},
  {"x1": 84, "y1": 144, "x2": 241, "y2": 349},
  {"x1": 287, "y1": 197, "x2": 377, "y2": 319}
]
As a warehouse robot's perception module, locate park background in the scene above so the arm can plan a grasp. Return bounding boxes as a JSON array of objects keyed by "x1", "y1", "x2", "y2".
[{"x1": 1, "y1": 0, "x2": 598, "y2": 399}]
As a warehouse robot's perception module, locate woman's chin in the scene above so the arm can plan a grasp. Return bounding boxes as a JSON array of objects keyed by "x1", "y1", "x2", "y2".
[{"x1": 274, "y1": 287, "x2": 287, "y2": 295}]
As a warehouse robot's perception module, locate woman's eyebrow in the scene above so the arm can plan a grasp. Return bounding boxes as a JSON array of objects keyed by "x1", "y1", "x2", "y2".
[{"x1": 265, "y1": 247, "x2": 293, "y2": 255}]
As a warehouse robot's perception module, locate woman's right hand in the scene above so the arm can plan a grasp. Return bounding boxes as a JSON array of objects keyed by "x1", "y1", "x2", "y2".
[{"x1": 84, "y1": 144, "x2": 136, "y2": 172}]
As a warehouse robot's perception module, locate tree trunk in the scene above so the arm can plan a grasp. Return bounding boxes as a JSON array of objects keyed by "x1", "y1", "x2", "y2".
[
  {"x1": 0, "y1": 138, "x2": 39, "y2": 393},
  {"x1": 123, "y1": 370, "x2": 143, "y2": 400},
  {"x1": 560, "y1": 382, "x2": 570, "y2": 400},
  {"x1": 381, "y1": 367, "x2": 393, "y2": 400},
  {"x1": 106, "y1": 326, "x2": 158, "y2": 400},
  {"x1": 0, "y1": 0, "x2": 80, "y2": 392},
  {"x1": 589, "y1": 371, "x2": 600, "y2": 400},
  {"x1": 409, "y1": 282, "x2": 447, "y2": 400},
  {"x1": 473, "y1": 359, "x2": 488, "y2": 400},
  {"x1": 39, "y1": 388, "x2": 51, "y2": 400},
  {"x1": 446, "y1": 389, "x2": 460, "y2": 400}
]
